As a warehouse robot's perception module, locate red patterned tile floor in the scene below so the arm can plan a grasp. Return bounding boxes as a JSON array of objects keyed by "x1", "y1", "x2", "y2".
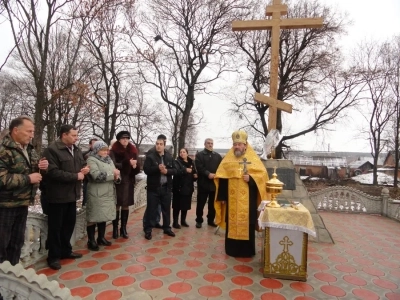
[{"x1": 30, "y1": 209, "x2": 400, "y2": 300}]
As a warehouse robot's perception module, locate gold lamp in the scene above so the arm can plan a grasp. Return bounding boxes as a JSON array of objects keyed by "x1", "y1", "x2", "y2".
[{"x1": 266, "y1": 167, "x2": 283, "y2": 208}]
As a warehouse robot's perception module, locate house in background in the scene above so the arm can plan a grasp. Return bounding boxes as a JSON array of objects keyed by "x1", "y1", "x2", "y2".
[
  {"x1": 285, "y1": 151, "x2": 385, "y2": 179},
  {"x1": 381, "y1": 151, "x2": 400, "y2": 178},
  {"x1": 348, "y1": 159, "x2": 374, "y2": 176}
]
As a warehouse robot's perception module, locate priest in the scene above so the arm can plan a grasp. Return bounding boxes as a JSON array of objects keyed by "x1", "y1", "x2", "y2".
[{"x1": 214, "y1": 130, "x2": 268, "y2": 257}]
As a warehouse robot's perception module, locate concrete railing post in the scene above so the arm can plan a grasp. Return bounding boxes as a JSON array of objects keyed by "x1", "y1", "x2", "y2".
[{"x1": 381, "y1": 187, "x2": 389, "y2": 217}]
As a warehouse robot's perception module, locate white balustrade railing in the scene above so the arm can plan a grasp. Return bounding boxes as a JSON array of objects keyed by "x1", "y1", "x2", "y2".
[
  {"x1": 309, "y1": 186, "x2": 400, "y2": 223},
  {"x1": 21, "y1": 212, "x2": 48, "y2": 266},
  {"x1": 20, "y1": 208, "x2": 86, "y2": 267},
  {"x1": 0, "y1": 261, "x2": 79, "y2": 300}
]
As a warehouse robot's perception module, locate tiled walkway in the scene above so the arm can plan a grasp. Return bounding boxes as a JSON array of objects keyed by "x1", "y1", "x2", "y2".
[{"x1": 30, "y1": 208, "x2": 400, "y2": 300}]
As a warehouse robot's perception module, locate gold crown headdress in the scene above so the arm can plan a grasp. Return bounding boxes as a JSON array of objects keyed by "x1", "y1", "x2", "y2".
[{"x1": 232, "y1": 130, "x2": 248, "y2": 144}]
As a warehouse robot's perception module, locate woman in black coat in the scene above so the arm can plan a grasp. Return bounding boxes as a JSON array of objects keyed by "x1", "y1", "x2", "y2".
[{"x1": 172, "y1": 148, "x2": 197, "y2": 228}]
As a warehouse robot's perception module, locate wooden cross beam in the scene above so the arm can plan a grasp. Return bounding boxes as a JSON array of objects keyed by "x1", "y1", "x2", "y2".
[{"x1": 232, "y1": 0, "x2": 323, "y2": 131}]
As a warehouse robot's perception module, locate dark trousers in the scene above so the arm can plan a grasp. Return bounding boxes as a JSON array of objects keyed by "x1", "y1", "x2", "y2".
[
  {"x1": 196, "y1": 190, "x2": 216, "y2": 224},
  {"x1": 47, "y1": 202, "x2": 76, "y2": 260},
  {"x1": 143, "y1": 186, "x2": 171, "y2": 233},
  {"x1": 142, "y1": 204, "x2": 161, "y2": 226},
  {"x1": 0, "y1": 206, "x2": 28, "y2": 266},
  {"x1": 40, "y1": 192, "x2": 49, "y2": 215}
]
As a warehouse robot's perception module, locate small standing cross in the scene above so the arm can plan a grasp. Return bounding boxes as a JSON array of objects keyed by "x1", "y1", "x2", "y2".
[
  {"x1": 232, "y1": 0, "x2": 323, "y2": 132},
  {"x1": 239, "y1": 158, "x2": 252, "y2": 175},
  {"x1": 279, "y1": 236, "x2": 293, "y2": 253}
]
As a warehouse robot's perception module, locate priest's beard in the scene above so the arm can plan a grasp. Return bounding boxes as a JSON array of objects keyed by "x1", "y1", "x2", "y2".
[{"x1": 234, "y1": 149, "x2": 245, "y2": 157}]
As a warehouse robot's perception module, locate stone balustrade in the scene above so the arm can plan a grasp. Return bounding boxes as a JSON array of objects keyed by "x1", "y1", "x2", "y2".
[
  {"x1": 0, "y1": 261, "x2": 79, "y2": 299},
  {"x1": 309, "y1": 186, "x2": 400, "y2": 223},
  {"x1": 20, "y1": 212, "x2": 48, "y2": 267},
  {"x1": 20, "y1": 209, "x2": 87, "y2": 268}
]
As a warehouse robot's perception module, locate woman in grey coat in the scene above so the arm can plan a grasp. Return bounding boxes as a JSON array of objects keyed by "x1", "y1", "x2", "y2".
[{"x1": 86, "y1": 141, "x2": 120, "y2": 251}]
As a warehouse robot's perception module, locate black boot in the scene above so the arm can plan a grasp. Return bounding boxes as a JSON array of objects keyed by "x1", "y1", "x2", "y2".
[
  {"x1": 87, "y1": 225, "x2": 99, "y2": 251},
  {"x1": 120, "y1": 210, "x2": 129, "y2": 239},
  {"x1": 97, "y1": 222, "x2": 112, "y2": 246},
  {"x1": 112, "y1": 210, "x2": 119, "y2": 239},
  {"x1": 172, "y1": 209, "x2": 181, "y2": 229},
  {"x1": 181, "y1": 210, "x2": 189, "y2": 227}
]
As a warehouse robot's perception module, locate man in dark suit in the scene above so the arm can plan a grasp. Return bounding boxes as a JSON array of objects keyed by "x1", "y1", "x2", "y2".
[{"x1": 43, "y1": 125, "x2": 90, "y2": 270}]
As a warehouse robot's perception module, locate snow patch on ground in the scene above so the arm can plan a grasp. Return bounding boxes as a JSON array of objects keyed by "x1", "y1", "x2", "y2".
[
  {"x1": 304, "y1": 172, "x2": 396, "y2": 186},
  {"x1": 352, "y1": 172, "x2": 394, "y2": 186}
]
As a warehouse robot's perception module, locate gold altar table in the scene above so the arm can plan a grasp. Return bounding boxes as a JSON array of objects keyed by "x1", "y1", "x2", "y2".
[{"x1": 258, "y1": 203, "x2": 316, "y2": 281}]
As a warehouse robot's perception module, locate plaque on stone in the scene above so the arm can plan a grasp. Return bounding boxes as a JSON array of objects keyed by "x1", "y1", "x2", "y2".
[{"x1": 267, "y1": 168, "x2": 295, "y2": 190}]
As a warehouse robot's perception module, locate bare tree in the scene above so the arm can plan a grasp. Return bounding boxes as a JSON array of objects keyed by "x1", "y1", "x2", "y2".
[
  {"x1": 125, "y1": 0, "x2": 249, "y2": 151},
  {"x1": 82, "y1": 1, "x2": 136, "y2": 144},
  {"x1": 354, "y1": 41, "x2": 395, "y2": 185},
  {"x1": 183, "y1": 113, "x2": 200, "y2": 150},
  {"x1": 0, "y1": 73, "x2": 33, "y2": 129},
  {"x1": 119, "y1": 81, "x2": 165, "y2": 150},
  {"x1": 44, "y1": 24, "x2": 95, "y2": 144},
  {"x1": 1, "y1": 0, "x2": 76, "y2": 151},
  {"x1": 164, "y1": 99, "x2": 202, "y2": 158},
  {"x1": 1, "y1": 0, "x2": 119, "y2": 150},
  {"x1": 230, "y1": 0, "x2": 363, "y2": 157},
  {"x1": 382, "y1": 36, "x2": 400, "y2": 186}
]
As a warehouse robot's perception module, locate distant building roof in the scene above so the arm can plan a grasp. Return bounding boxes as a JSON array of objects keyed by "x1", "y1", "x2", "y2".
[
  {"x1": 348, "y1": 160, "x2": 373, "y2": 169},
  {"x1": 285, "y1": 151, "x2": 386, "y2": 167}
]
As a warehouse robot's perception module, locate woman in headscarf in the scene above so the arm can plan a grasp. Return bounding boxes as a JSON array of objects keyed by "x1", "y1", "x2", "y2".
[
  {"x1": 172, "y1": 148, "x2": 197, "y2": 228},
  {"x1": 109, "y1": 131, "x2": 140, "y2": 239},
  {"x1": 86, "y1": 141, "x2": 120, "y2": 251}
]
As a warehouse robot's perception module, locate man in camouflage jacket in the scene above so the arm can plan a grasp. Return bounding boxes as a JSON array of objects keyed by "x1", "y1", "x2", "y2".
[{"x1": 0, "y1": 116, "x2": 48, "y2": 266}]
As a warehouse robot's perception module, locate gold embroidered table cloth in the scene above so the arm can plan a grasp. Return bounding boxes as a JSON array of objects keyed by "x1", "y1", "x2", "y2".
[{"x1": 258, "y1": 204, "x2": 316, "y2": 237}]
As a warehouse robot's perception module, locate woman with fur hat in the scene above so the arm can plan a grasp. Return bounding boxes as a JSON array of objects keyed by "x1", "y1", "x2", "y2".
[
  {"x1": 86, "y1": 141, "x2": 120, "y2": 251},
  {"x1": 109, "y1": 131, "x2": 140, "y2": 239}
]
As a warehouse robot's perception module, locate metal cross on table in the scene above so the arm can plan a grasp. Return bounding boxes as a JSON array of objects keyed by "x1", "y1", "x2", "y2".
[{"x1": 239, "y1": 158, "x2": 252, "y2": 175}]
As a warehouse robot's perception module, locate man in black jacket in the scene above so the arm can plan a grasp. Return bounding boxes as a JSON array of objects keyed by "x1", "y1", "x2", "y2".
[
  {"x1": 194, "y1": 138, "x2": 222, "y2": 228},
  {"x1": 143, "y1": 136, "x2": 178, "y2": 240},
  {"x1": 142, "y1": 134, "x2": 166, "y2": 229},
  {"x1": 43, "y1": 125, "x2": 90, "y2": 270}
]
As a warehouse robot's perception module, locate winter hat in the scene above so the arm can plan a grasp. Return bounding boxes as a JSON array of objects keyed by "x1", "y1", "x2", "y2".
[
  {"x1": 116, "y1": 131, "x2": 131, "y2": 140},
  {"x1": 92, "y1": 141, "x2": 109, "y2": 154}
]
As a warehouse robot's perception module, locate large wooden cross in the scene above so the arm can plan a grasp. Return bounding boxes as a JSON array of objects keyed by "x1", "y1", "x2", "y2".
[{"x1": 232, "y1": 0, "x2": 323, "y2": 131}]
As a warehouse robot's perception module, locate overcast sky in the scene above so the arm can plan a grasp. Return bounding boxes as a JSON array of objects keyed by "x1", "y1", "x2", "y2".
[{"x1": 1, "y1": 0, "x2": 399, "y2": 152}]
